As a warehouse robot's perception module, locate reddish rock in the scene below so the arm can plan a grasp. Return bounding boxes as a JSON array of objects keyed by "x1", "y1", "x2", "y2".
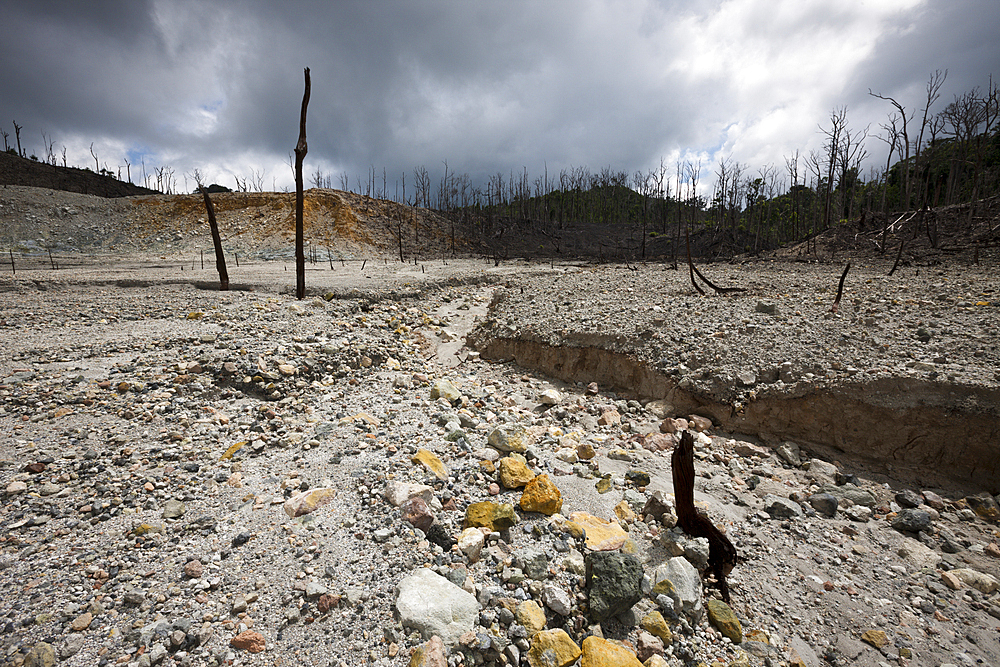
[
  {"x1": 598, "y1": 410, "x2": 621, "y2": 426},
  {"x1": 636, "y1": 630, "x2": 664, "y2": 662},
  {"x1": 230, "y1": 630, "x2": 266, "y2": 653},
  {"x1": 921, "y1": 490, "x2": 946, "y2": 510},
  {"x1": 317, "y1": 594, "x2": 340, "y2": 613},
  {"x1": 183, "y1": 560, "x2": 204, "y2": 579},
  {"x1": 401, "y1": 497, "x2": 435, "y2": 533}
]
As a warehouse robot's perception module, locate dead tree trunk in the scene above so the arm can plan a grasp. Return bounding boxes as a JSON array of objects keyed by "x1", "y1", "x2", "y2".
[
  {"x1": 200, "y1": 189, "x2": 229, "y2": 291},
  {"x1": 830, "y1": 262, "x2": 850, "y2": 313},
  {"x1": 672, "y1": 430, "x2": 738, "y2": 601},
  {"x1": 294, "y1": 67, "x2": 311, "y2": 300}
]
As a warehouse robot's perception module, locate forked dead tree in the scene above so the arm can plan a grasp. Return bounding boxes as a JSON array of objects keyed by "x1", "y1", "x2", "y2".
[
  {"x1": 672, "y1": 430, "x2": 738, "y2": 601},
  {"x1": 294, "y1": 67, "x2": 311, "y2": 300}
]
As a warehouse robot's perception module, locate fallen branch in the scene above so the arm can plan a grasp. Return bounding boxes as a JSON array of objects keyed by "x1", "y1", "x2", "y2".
[
  {"x1": 672, "y1": 430, "x2": 738, "y2": 602},
  {"x1": 830, "y1": 262, "x2": 850, "y2": 313},
  {"x1": 685, "y1": 227, "x2": 705, "y2": 295},
  {"x1": 686, "y1": 227, "x2": 746, "y2": 295}
]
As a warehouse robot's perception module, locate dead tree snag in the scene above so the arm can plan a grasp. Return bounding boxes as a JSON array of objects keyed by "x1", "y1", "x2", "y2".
[
  {"x1": 200, "y1": 188, "x2": 229, "y2": 291},
  {"x1": 294, "y1": 67, "x2": 311, "y2": 300},
  {"x1": 672, "y1": 430, "x2": 738, "y2": 601}
]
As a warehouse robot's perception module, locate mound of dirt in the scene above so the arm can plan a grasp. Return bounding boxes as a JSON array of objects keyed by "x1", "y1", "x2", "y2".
[{"x1": 0, "y1": 185, "x2": 485, "y2": 261}]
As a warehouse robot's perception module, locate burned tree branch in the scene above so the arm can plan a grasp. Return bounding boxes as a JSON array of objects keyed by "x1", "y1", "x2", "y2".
[
  {"x1": 672, "y1": 430, "x2": 738, "y2": 601},
  {"x1": 830, "y1": 262, "x2": 850, "y2": 313},
  {"x1": 889, "y1": 235, "x2": 907, "y2": 276}
]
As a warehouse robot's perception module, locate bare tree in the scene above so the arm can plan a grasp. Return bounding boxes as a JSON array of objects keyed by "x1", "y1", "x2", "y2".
[
  {"x1": 12, "y1": 121, "x2": 23, "y2": 157},
  {"x1": 912, "y1": 70, "x2": 947, "y2": 206},
  {"x1": 869, "y1": 88, "x2": 914, "y2": 209},
  {"x1": 123, "y1": 157, "x2": 131, "y2": 183},
  {"x1": 819, "y1": 107, "x2": 847, "y2": 231},
  {"x1": 875, "y1": 113, "x2": 902, "y2": 215},
  {"x1": 90, "y1": 143, "x2": 99, "y2": 172},
  {"x1": 193, "y1": 170, "x2": 229, "y2": 291},
  {"x1": 294, "y1": 67, "x2": 311, "y2": 300},
  {"x1": 1, "y1": 129, "x2": 8, "y2": 152},
  {"x1": 250, "y1": 168, "x2": 266, "y2": 192},
  {"x1": 40, "y1": 132, "x2": 55, "y2": 165}
]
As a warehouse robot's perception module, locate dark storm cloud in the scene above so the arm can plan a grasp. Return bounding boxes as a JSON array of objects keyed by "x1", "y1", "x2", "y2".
[{"x1": 1, "y1": 0, "x2": 997, "y2": 193}]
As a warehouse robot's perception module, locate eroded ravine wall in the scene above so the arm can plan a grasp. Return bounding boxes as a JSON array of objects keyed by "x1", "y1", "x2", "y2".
[{"x1": 473, "y1": 336, "x2": 1000, "y2": 494}]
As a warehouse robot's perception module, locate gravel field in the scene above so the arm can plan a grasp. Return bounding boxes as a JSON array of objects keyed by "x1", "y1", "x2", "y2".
[{"x1": 1, "y1": 185, "x2": 999, "y2": 667}]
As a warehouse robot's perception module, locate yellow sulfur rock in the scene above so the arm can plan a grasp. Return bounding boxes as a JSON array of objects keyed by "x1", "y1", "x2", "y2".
[
  {"x1": 527, "y1": 629, "x2": 581, "y2": 667},
  {"x1": 516, "y1": 600, "x2": 547, "y2": 636},
  {"x1": 640, "y1": 611, "x2": 673, "y2": 645},
  {"x1": 569, "y1": 512, "x2": 628, "y2": 551},
  {"x1": 520, "y1": 475, "x2": 563, "y2": 515},
  {"x1": 411, "y1": 448, "x2": 449, "y2": 480},
  {"x1": 499, "y1": 455, "x2": 535, "y2": 489},
  {"x1": 580, "y1": 636, "x2": 642, "y2": 667}
]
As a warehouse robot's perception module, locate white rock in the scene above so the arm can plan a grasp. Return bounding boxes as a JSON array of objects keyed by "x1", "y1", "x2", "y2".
[
  {"x1": 395, "y1": 569, "x2": 480, "y2": 645},
  {"x1": 541, "y1": 583, "x2": 573, "y2": 616},
  {"x1": 646, "y1": 556, "x2": 703, "y2": 621},
  {"x1": 384, "y1": 481, "x2": 434, "y2": 507},
  {"x1": 554, "y1": 448, "x2": 578, "y2": 463},
  {"x1": 539, "y1": 389, "x2": 562, "y2": 405},
  {"x1": 807, "y1": 458, "x2": 838, "y2": 478},
  {"x1": 951, "y1": 568, "x2": 999, "y2": 594},
  {"x1": 458, "y1": 528, "x2": 485, "y2": 563},
  {"x1": 896, "y1": 536, "x2": 942, "y2": 570}
]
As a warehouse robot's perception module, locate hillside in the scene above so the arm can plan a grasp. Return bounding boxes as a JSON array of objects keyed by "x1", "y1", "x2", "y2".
[
  {"x1": 0, "y1": 185, "x2": 483, "y2": 262},
  {"x1": 0, "y1": 151, "x2": 158, "y2": 198}
]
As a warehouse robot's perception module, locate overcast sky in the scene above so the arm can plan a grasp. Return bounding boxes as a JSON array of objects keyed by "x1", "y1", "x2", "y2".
[{"x1": 1, "y1": 0, "x2": 997, "y2": 198}]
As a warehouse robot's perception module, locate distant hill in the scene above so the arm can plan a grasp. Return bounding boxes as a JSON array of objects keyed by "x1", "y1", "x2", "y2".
[{"x1": 0, "y1": 150, "x2": 159, "y2": 198}]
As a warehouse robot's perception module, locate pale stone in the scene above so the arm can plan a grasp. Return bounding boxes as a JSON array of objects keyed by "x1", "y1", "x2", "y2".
[
  {"x1": 539, "y1": 389, "x2": 562, "y2": 405},
  {"x1": 395, "y1": 569, "x2": 479, "y2": 645},
  {"x1": 283, "y1": 487, "x2": 337, "y2": 518},
  {"x1": 384, "y1": 481, "x2": 434, "y2": 507},
  {"x1": 458, "y1": 528, "x2": 485, "y2": 563},
  {"x1": 950, "y1": 568, "x2": 999, "y2": 594}
]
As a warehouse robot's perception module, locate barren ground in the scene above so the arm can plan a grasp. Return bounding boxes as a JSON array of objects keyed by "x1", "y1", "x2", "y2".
[{"x1": 0, "y1": 185, "x2": 998, "y2": 667}]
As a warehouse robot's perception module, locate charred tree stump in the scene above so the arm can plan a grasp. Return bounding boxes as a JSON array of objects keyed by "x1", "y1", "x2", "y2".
[{"x1": 672, "y1": 430, "x2": 738, "y2": 601}]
